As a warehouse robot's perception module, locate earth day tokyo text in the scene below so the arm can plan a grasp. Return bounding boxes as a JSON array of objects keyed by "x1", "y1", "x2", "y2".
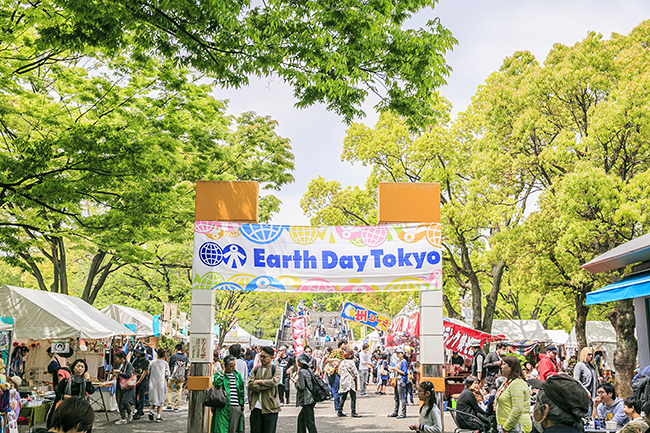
[{"x1": 252, "y1": 248, "x2": 441, "y2": 272}]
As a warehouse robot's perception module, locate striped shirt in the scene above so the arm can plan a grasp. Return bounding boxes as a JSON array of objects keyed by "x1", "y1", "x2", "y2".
[{"x1": 225, "y1": 373, "x2": 239, "y2": 406}]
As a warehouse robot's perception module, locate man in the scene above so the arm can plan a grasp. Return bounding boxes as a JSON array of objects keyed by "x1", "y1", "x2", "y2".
[
  {"x1": 451, "y1": 351, "x2": 465, "y2": 367},
  {"x1": 388, "y1": 347, "x2": 408, "y2": 419},
  {"x1": 456, "y1": 376, "x2": 489, "y2": 432},
  {"x1": 593, "y1": 383, "x2": 628, "y2": 429},
  {"x1": 324, "y1": 339, "x2": 347, "y2": 414},
  {"x1": 531, "y1": 375, "x2": 591, "y2": 433},
  {"x1": 471, "y1": 341, "x2": 486, "y2": 386},
  {"x1": 618, "y1": 397, "x2": 648, "y2": 433},
  {"x1": 212, "y1": 355, "x2": 245, "y2": 433},
  {"x1": 229, "y1": 344, "x2": 249, "y2": 402},
  {"x1": 165, "y1": 343, "x2": 188, "y2": 411},
  {"x1": 275, "y1": 346, "x2": 294, "y2": 406},
  {"x1": 132, "y1": 346, "x2": 150, "y2": 420},
  {"x1": 484, "y1": 342, "x2": 506, "y2": 391},
  {"x1": 538, "y1": 346, "x2": 559, "y2": 381},
  {"x1": 358, "y1": 343, "x2": 371, "y2": 397},
  {"x1": 249, "y1": 346, "x2": 282, "y2": 433}
]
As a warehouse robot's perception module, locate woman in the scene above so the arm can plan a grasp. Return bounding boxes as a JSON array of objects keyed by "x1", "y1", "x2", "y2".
[
  {"x1": 295, "y1": 353, "x2": 317, "y2": 433},
  {"x1": 47, "y1": 359, "x2": 97, "y2": 429},
  {"x1": 408, "y1": 381, "x2": 442, "y2": 433},
  {"x1": 113, "y1": 350, "x2": 136, "y2": 425},
  {"x1": 147, "y1": 348, "x2": 170, "y2": 422},
  {"x1": 211, "y1": 355, "x2": 244, "y2": 433},
  {"x1": 573, "y1": 348, "x2": 599, "y2": 403},
  {"x1": 34, "y1": 396, "x2": 95, "y2": 433},
  {"x1": 495, "y1": 357, "x2": 532, "y2": 433},
  {"x1": 456, "y1": 376, "x2": 489, "y2": 432},
  {"x1": 338, "y1": 349, "x2": 361, "y2": 417},
  {"x1": 523, "y1": 361, "x2": 538, "y2": 380},
  {"x1": 375, "y1": 353, "x2": 389, "y2": 395}
]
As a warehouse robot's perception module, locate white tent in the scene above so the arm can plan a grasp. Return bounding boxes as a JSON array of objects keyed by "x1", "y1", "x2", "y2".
[
  {"x1": 100, "y1": 304, "x2": 155, "y2": 337},
  {"x1": 0, "y1": 285, "x2": 135, "y2": 340},
  {"x1": 491, "y1": 319, "x2": 551, "y2": 342},
  {"x1": 566, "y1": 321, "x2": 616, "y2": 347},
  {"x1": 546, "y1": 329, "x2": 570, "y2": 346},
  {"x1": 222, "y1": 324, "x2": 272, "y2": 347}
]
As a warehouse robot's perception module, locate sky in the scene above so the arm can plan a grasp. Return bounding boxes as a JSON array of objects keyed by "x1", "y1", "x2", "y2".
[{"x1": 213, "y1": 1, "x2": 650, "y2": 225}]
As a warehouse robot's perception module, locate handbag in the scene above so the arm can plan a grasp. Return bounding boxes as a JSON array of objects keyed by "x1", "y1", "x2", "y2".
[
  {"x1": 203, "y1": 386, "x2": 228, "y2": 408},
  {"x1": 389, "y1": 376, "x2": 397, "y2": 388},
  {"x1": 119, "y1": 374, "x2": 137, "y2": 390}
]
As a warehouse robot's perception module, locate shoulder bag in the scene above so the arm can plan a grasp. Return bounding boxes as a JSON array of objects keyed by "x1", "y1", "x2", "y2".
[{"x1": 203, "y1": 386, "x2": 228, "y2": 408}]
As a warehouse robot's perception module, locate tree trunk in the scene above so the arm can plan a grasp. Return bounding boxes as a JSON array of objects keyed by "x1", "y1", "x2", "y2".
[
  {"x1": 607, "y1": 299, "x2": 636, "y2": 399},
  {"x1": 443, "y1": 294, "x2": 463, "y2": 320},
  {"x1": 574, "y1": 288, "x2": 589, "y2": 352},
  {"x1": 482, "y1": 260, "x2": 505, "y2": 333}
]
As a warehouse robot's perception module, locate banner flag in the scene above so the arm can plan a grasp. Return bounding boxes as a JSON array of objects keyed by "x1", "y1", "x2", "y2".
[
  {"x1": 443, "y1": 318, "x2": 505, "y2": 357},
  {"x1": 341, "y1": 301, "x2": 391, "y2": 332},
  {"x1": 192, "y1": 222, "x2": 443, "y2": 292}
]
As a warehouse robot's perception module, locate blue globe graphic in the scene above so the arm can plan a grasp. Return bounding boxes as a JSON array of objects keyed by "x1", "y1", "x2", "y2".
[
  {"x1": 222, "y1": 244, "x2": 247, "y2": 268},
  {"x1": 199, "y1": 242, "x2": 223, "y2": 267},
  {"x1": 240, "y1": 224, "x2": 287, "y2": 244},
  {"x1": 245, "y1": 276, "x2": 285, "y2": 292},
  {"x1": 213, "y1": 282, "x2": 244, "y2": 291}
]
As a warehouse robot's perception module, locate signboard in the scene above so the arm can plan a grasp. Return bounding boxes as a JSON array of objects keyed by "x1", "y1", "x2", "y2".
[
  {"x1": 192, "y1": 222, "x2": 443, "y2": 292},
  {"x1": 51, "y1": 340, "x2": 70, "y2": 354},
  {"x1": 341, "y1": 301, "x2": 391, "y2": 332},
  {"x1": 190, "y1": 336, "x2": 211, "y2": 362},
  {"x1": 443, "y1": 319, "x2": 505, "y2": 357}
]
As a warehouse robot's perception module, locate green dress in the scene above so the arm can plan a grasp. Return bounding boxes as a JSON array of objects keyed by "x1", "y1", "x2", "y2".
[{"x1": 210, "y1": 370, "x2": 245, "y2": 433}]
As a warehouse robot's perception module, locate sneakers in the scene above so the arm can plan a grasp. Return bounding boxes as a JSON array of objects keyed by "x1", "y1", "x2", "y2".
[
  {"x1": 115, "y1": 419, "x2": 127, "y2": 425},
  {"x1": 352, "y1": 412, "x2": 361, "y2": 418},
  {"x1": 337, "y1": 411, "x2": 347, "y2": 417},
  {"x1": 155, "y1": 417, "x2": 163, "y2": 423},
  {"x1": 163, "y1": 406, "x2": 173, "y2": 412},
  {"x1": 148, "y1": 412, "x2": 154, "y2": 421},
  {"x1": 397, "y1": 415, "x2": 406, "y2": 419},
  {"x1": 174, "y1": 408, "x2": 180, "y2": 412},
  {"x1": 388, "y1": 413, "x2": 398, "y2": 417},
  {"x1": 132, "y1": 414, "x2": 141, "y2": 420},
  {"x1": 127, "y1": 412, "x2": 133, "y2": 422}
]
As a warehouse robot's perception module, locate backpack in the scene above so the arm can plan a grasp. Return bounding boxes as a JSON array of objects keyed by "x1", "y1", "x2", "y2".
[
  {"x1": 309, "y1": 371, "x2": 331, "y2": 403},
  {"x1": 170, "y1": 355, "x2": 188, "y2": 380},
  {"x1": 633, "y1": 375, "x2": 648, "y2": 400}
]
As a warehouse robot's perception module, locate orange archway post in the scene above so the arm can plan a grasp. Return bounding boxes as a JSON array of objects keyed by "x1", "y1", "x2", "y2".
[
  {"x1": 378, "y1": 182, "x2": 445, "y2": 409},
  {"x1": 188, "y1": 181, "x2": 259, "y2": 433}
]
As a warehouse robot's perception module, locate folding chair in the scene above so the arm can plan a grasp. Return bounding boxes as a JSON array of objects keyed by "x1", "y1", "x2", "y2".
[{"x1": 448, "y1": 408, "x2": 489, "y2": 433}]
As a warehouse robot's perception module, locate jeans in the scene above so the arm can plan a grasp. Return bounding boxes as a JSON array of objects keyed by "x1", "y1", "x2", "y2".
[
  {"x1": 135, "y1": 379, "x2": 148, "y2": 414},
  {"x1": 297, "y1": 404, "x2": 317, "y2": 433},
  {"x1": 278, "y1": 380, "x2": 290, "y2": 404},
  {"x1": 393, "y1": 381, "x2": 406, "y2": 417},
  {"x1": 250, "y1": 408, "x2": 278, "y2": 433},
  {"x1": 339, "y1": 390, "x2": 357, "y2": 414},
  {"x1": 359, "y1": 369, "x2": 369, "y2": 395},
  {"x1": 405, "y1": 381, "x2": 414, "y2": 404},
  {"x1": 327, "y1": 373, "x2": 340, "y2": 411}
]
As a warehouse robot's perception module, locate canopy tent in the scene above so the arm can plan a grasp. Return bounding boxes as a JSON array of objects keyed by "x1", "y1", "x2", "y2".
[
  {"x1": 222, "y1": 324, "x2": 272, "y2": 347},
  {"x1": 100, "y1": 304, "x2": 155, "y2": 337},
  {"x1": 586, "y1": 270, "x2": 650, "y2": 305},
  {"x1": 491, "y1": 319, "x2": 551, "y2": 343},
  {"x1": 0, "y1": 285, "x2": 135, "y2": 340},
  {"x1": 443, "y1": 317, "x2": 505, "y2": 358},
  {"x1": 546, "y1": 329, "x2": 570, "y2": 346},
  {"x1": 566, "y1": 321, "x2": 616, "y2": 347}
]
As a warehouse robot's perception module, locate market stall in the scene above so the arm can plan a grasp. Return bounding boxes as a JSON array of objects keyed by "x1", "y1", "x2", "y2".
[
  {"x1": 100, "y1": 304, "x2": 155, "y2": 338},
  {"x1": 566, "y1": 321, "x2": 617, "y2": 371}
]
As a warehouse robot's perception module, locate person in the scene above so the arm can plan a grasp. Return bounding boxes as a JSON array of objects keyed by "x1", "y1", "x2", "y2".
[
  {"x1": 339, "y1": 348, "x2": 361, "y2": 417},
  {"x1": 132, "y1": 346, "x2": 150, "y2": 420},
  {"x1": 573, "y1": 348, "x2": 599, "y2": 411},
  {"x1": 147, "y1": 348, "x2": 170, "y2": 422},
  {"x1": 538, "y1": 346, "x2": 559, "y2": 381},
  {"x1": 524, "y1": 361, "x2": 539, "y2": 380},
  {"x1": 388, "y1": 347, "x2": 408, "y2": 419},
  {"x1": 112, "y1": 350, "x2": 136, "y2": 424},
  {"x1": 46, "y1": 347, "x2": 68, "y2": 388},
  {"x1": 275, "y1": 346, "x2": 294, "y2": 406},
  {"x1": 358, "y1": 343, "x2": 371, "y2": 397},
  {"x1": 33, "y1": 396, "x2": 95, "y2": 433},
  {"x1": 495, "y1": 356, "x2": 532, "y2": 433},
  {"x1": 485, "y1": 343, "x2": 506, "y2": 391},
  {"x1": 303, "y1": 346, "x2": 318, "y2": 372},
  {"x1": 530, "y1": 375, "x2": 591, "y2": 433},
  {"x1": 211, "y1": 355, "x2": 245, "y2": 433},
  {"x1": 295, "y1": 353, "x2": 318, "y2": 433},
  {"x1": 618, "y1": 397, "x2": 648, "y2": 433},
  {"x1": 594, "y1": 383, "x2": 628, "y2": 429},
  {"x1": 456, "y1": 375, "x2": 490, "y2": 432},
  {"x1": 245, "y1": 348, "x2": 255, "y2": 372},
  {"x1": 451, "y1": 351, "x2": 465, "y2": 367},
  {"x1": 408, "y1": 381, "x2": 442, "y2": 433},
  {"x1": 325, "y1": 339, "x2": 347, "y2": 414},
  {"x1": 376, "y1": 353, "x2": 389, "y2": 395},
  {"x1": 229, "y1": 344, "x2": 249, "y2": 403},
  {"x1": 213, "y1": 349, "x2": 223, "y2": 375},
  {"x1": 48, "y1": 359, "x2": 97, "y2": 429},
  {"x1": 249, "y1": 346, "x2": 282, "y2": 433},
  {"x1": 166, "y1": 343, "x2": 188, "y2": 411},
  {"x1": 471, "y1": 342, "x2": 487, "y2": 385}
]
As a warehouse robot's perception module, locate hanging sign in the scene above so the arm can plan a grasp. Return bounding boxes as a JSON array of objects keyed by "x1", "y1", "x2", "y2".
[
  {"x1": 341, "y1": 301, "x2": 391, "y2": 332},
  {"x1": 51, "y1": 340, "x2": 71, "y2": 354},
  {"x1": 192, "y1": 222, "x2": 443, "y2": 292},
  {"x1": 443, "y1": 319, "x2": 505, "y2": 357}
]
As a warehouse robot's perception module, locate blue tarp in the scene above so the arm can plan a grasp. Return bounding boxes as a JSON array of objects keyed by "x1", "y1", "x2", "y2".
[{"x1": 586, "y1": 271, "x2": 650, "y2": 305}]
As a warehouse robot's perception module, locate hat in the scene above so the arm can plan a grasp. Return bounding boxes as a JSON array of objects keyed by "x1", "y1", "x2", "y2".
[
  {"x1": 529, "y1": 375, "x2": 590, "y2": 421},
  {"x1": 279, "y1": 345, "x2": 287, "y2": 351},
  {"x1": 297, "y1": 353, "x2": 312, "y2": 366},
  {"x1": 9, "y1": 376, "x2": 21, "y2": 388},
  {"x1": 471, "y1": 341, "x2": 481, "y2": 348},
  {"x1": 134, "y1": 347, "x2": 145, "y2": 355},
  {"x1": 546, "y1": 345, "x2": 558, "y2": 353},
  {"x1": 395, "y1": 347, "x2": 405, "y2": 353}
]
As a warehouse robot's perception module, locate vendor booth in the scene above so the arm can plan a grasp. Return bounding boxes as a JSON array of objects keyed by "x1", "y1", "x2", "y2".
[
  {"x1": 100, "y1": 304, "x2": 155, "y2": 337},
  {"x1": 222, "y1": 323, "x2": 273, "y2": 347},
  {"x1": 566, "y1": 321, "x2": 617, "y2": 371}
]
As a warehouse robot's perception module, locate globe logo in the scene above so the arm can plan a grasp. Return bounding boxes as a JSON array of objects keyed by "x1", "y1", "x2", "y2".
[
  {"x1": 240, "y1": 224, "x2": 286, "y2": 244},
  {"x1": 222, "y1": 244, "x2": 247, "y2": 268},
  {"x1": 199, "y1": 242, "x2": 223, "y2": 267}
]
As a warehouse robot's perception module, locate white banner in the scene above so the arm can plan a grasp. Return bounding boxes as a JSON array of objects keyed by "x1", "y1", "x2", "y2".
[{"x1": 192, "y1": 222, "x2": 443, "y2": 292}]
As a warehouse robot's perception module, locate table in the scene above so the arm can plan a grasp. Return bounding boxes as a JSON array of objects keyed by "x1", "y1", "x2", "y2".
[
  {"x1": 445, "y1": 375, "x2": 468, "y2": 399},
  {"x1": 90, "y1": 381, "x2": 115, "y2": 422},
  {"x1": 18, "y1": 401, "x2": 52, "y2": 431},
  {"x1": 585, "y1": 429, "x2": 617, "y2": 433}
]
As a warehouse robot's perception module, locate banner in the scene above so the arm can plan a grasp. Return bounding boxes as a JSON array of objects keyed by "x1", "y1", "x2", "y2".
[
  {"x1": 389, "y1": 313, "x2": 420, "y2": 337},
  {"x1": 192, "y1": 222, "x2": 443, "y2": 292},
  {"x1": 443, "y1": 318, "x2": 505, "y2": 357},
  {"x1": 292, "y1": 317, "x2": 307, "y2": 355},
  {"x1": 341, "y1": 301, "x2": 391, "y2": 332}
]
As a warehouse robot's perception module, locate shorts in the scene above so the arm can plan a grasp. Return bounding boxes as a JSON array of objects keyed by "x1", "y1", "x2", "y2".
[{"x1": 381, "y1": 379, "x2": 388, "y2": 386}]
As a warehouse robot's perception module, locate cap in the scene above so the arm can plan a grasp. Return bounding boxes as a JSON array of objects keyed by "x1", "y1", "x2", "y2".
[
  {"x1": 395, "y1": 347, "x2": 405, "y2": 353},
  {"x1": 471, "y1": 340, "x2": 481, "y2": 348},
  {"x1": 546, "y1": 345, "x2": 558, "y2": 353},
  {"x1": 297, "y1": 353, "x2": 312, "y2": 366},
  {"x1": 279, "y1": 345, "x2": 287, "y2": 351},
  {"x1": 529, "y1": 375, "x2": 590, "y2": 420}
]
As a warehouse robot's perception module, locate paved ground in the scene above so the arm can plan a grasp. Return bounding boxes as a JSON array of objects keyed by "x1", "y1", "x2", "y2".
[{"x1": 34, "y1": 385, "x2": 458, "y2": 432}]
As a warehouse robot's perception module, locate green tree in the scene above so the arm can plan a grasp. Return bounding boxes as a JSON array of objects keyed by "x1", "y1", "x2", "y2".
[{"x1": 2, "y1": 0, "x2": 456, "y2": 127}]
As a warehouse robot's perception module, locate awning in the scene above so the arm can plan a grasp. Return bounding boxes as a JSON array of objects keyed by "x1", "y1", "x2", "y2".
[{"x1": 585, "y1": 271, "x2": 650, "y2": 305}]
